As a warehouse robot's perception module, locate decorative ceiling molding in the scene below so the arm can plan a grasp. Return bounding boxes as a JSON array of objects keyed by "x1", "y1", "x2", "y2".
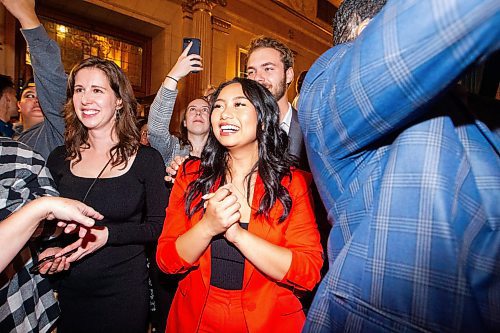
[
  {"x1": 212, "y1": 16, "x2": 231, "y2": 31},
  {"x1": 182, "y1": 0, "x2": 227, "y2": 12},
  {"x1": 268, "y1": 0, "x2": 332, "y2": 36},
  {"x1": 216, "y1": 0, "x2": 332, "y2": 59},
  {"x1": 181, "y1": 1, "x2": 193, "y2": 15}
]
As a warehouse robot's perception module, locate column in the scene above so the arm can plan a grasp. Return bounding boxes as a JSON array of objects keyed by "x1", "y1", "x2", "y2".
[{"x1": 182, "y1": 0, "x2": 227, "y2": 98}]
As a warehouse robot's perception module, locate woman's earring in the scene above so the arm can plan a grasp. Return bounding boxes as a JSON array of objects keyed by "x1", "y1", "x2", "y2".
[{"x1": 115, "y1": 107, "x2": 122, "y2": 121}]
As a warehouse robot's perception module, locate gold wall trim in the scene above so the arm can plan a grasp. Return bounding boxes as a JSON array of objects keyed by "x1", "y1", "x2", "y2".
[
  {"x1": 212, "y1": 16, "x2": 231, "y2": 31},
  {"x1": 270, "y1": 0, "x2": 332, "y2": 37},
  {"x1": 86, "y1": 0, "x2": 169, "y2": 28}
]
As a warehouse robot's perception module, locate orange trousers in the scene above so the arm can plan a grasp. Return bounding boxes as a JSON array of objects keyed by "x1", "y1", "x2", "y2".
[{"x1": 198, "y1": 286, "x2": 249, "y2": 333}]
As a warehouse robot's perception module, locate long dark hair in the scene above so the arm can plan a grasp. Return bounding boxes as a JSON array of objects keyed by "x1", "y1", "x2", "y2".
[
  {"x1": 185, "y1": 77, "x2": 294, "y2": 222},
  {"x1": 64, "y1": 57, "x2": 140, "y2": 167}
]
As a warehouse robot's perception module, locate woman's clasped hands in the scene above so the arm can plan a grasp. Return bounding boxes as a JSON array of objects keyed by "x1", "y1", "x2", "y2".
[{"x1": 201, "y1": 184, "x2": 244, "y2": 242}]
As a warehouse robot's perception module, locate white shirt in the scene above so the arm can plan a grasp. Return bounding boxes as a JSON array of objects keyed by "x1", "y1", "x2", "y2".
[{"x1": 280, "y1": 103, "x2": 293, "y2": 135}]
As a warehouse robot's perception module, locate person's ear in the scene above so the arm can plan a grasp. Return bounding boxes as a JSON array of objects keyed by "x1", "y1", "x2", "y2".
[
  {"x1": 285, "y1": 67, "x2": 294, "y2": 86},
  {"x1": 115, "y1": 99, "x2": 123, "y2": 111},
  {"x1": 1, "y1": 93, "x2": 10, "y2": 104},
  {"x1": 355, "y1": 18, "x2": 371, "y2": 38},
  {"x1": 183, "y1": 120, "x2": 187, "y2": 127}
]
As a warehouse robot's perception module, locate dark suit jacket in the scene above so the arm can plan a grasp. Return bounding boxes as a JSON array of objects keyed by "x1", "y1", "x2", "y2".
[
  {"x1": 288, "y1": 107, "x2": 330, "y2": 312},
  {"x1": 288, "y1": 105, "x2": 329, "y2": 245},
  {"x1": 288, "y1": 107, "x2": 309, "y2": 171}
]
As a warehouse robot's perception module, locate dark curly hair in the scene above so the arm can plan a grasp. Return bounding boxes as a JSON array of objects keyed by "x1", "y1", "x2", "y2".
[
  {"x1": 185, "y1": 77, "x2": 294, "y2": 222},
  {"x1": 334, "y1": 0, "x2": 387, "y2": 45},
  {"x1": 64, "y1": 57, "x2": 140, "y2": 167}
]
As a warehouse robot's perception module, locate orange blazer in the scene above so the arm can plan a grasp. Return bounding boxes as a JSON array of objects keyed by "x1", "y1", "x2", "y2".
[{"x1": 157, "y1": 160, "x2": 323, "y2": 333}]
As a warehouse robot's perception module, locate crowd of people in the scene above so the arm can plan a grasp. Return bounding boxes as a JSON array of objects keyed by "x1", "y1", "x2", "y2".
[{"x1": 0, "y1": 0, "x2": 498, "y2": 332}]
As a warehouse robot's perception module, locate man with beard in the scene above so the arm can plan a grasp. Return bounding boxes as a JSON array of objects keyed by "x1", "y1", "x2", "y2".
[
  {"x1": 246, "y1": 36, "x2": 328, "y2": 313},
  {"x1": 167, "y1": 37, "x2": 305, "y2": 169},
  {"x1": 246, "y1": 36, "x2": 307, "y2": 170}
]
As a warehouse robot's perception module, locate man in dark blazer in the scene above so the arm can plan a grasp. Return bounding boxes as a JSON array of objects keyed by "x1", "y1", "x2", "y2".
[
  {"x1": 246, "y1": 36, "x2": 328, "y2": 311},
  {"x1": 246, "y1": 36, "x2": 308, "y2": 170}
]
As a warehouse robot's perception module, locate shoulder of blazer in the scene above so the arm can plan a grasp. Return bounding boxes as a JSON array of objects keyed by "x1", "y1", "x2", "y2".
[
  {"x1": 288, "y1": 108, "x2": 303, "y2": 147},
  {"x1": 288, "y1": 108, "x2": 310, "y2": 170},
  {"x1": 291, "y1": 106, "x2": 299, "y2": 122}
]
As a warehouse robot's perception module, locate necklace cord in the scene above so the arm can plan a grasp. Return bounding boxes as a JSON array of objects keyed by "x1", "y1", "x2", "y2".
[{"x1": 81, "y1": 154, "x2": 115, "y2": 203}]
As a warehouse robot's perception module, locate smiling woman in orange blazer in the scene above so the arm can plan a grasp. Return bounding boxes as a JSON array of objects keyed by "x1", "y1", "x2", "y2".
[{"x1": 157, "y1": 78, "x2": 323, "y2": 333}]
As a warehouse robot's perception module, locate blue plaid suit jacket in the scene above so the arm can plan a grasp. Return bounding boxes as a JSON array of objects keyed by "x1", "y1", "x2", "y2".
[{"x1": 299, "y1": 0, "x2": 500, "y2": 332}]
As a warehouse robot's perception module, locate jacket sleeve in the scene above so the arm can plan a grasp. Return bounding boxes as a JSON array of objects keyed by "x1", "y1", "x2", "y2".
[
  {"x1": 299, "y1": 0, "x2": 500, "y2": 160},
  {"x1": 106, "y1": 148, "x2": 168, "y2": 244},
  {"x1": 156, "y1": 162, "x2": 200, "y2": 273},
  {"x1": 0, "y1": 140, "x2": 59, "y2": 220},
  {"x1": 21, "y1": 25, "x2": 66, "y2": 139},
  {"x1": 279, "y1": 170, "x2": 324, "y2": 291},
  {"x1": 148, "y1": 85, "x2": 186, "y2": 165}
]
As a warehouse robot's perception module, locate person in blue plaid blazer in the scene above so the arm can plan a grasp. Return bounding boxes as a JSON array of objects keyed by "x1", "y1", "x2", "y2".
[{"x1": 299, "y1": 0, "x2": 500, "y2": 332}]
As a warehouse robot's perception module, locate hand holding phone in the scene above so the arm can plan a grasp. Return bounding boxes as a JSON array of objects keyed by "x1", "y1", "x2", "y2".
[
  {"x1": 29, "y1": 247, "x2": 78, "y2": 274},
  {"x1": 165, "y1": 41, "x2": 203, "y2": 85},
  {"x1": 183, "y1": 37, "x2": 201, "y2": 73}
]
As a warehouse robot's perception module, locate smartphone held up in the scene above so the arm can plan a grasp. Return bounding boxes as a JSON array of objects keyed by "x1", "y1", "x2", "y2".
[{"x1": 183, "y1": 37, "x2": 201, "y2": 73}]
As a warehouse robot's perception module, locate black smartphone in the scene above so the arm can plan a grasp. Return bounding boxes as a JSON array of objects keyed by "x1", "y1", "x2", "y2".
[
  {"x1": 183, "y1": 37, "x2": 201, "y2": 72},
  {"x1": 29, "y1": 248, "x2": 79, "y2": 274}
]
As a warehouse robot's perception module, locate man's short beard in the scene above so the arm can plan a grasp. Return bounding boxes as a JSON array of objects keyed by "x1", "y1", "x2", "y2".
[{"x1": 273, "y1": 74, "x2": 288, "y2": 101}]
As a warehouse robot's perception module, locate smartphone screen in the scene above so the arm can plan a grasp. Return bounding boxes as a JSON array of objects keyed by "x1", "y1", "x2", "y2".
[
  {"x1": 183, "y1": 37, "x2": 201, "y2": 73},
  {"x1": 183, "y1": 37, "x2": 201, "y2": 56}
]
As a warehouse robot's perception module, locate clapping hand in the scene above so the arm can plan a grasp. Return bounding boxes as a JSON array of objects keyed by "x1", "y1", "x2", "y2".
[{"x1": 201, "y1": 184, "x2": 241, "y2": 237}]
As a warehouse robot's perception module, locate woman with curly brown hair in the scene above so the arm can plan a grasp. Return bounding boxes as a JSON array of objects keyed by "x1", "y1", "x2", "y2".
[{"x1": 39, "y1": 57, "x2": 168, "y2": 333}]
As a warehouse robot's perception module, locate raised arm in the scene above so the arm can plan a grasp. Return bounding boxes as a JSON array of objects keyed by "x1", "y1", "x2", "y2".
[
  {"x1": 299, "y1": 0, "x2": 500, "y2": 159},
  {"x1": 147, "y1": 85, "x2": 179, "y2": 164},
  {"x1": 148, "y1": 43, "x2": 203, "y2": 164},
  {"x1": 3, "y1": 0, "x2": 67, "y2": 138}
]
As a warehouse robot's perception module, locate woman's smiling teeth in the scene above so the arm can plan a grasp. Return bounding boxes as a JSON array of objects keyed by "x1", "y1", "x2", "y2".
[
  {"x1": 82, "y1": 109, "x2": 99, "y2": 116},
  {"x1": 220, "y1": 124, "x2": 240, "y2": 133}
]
